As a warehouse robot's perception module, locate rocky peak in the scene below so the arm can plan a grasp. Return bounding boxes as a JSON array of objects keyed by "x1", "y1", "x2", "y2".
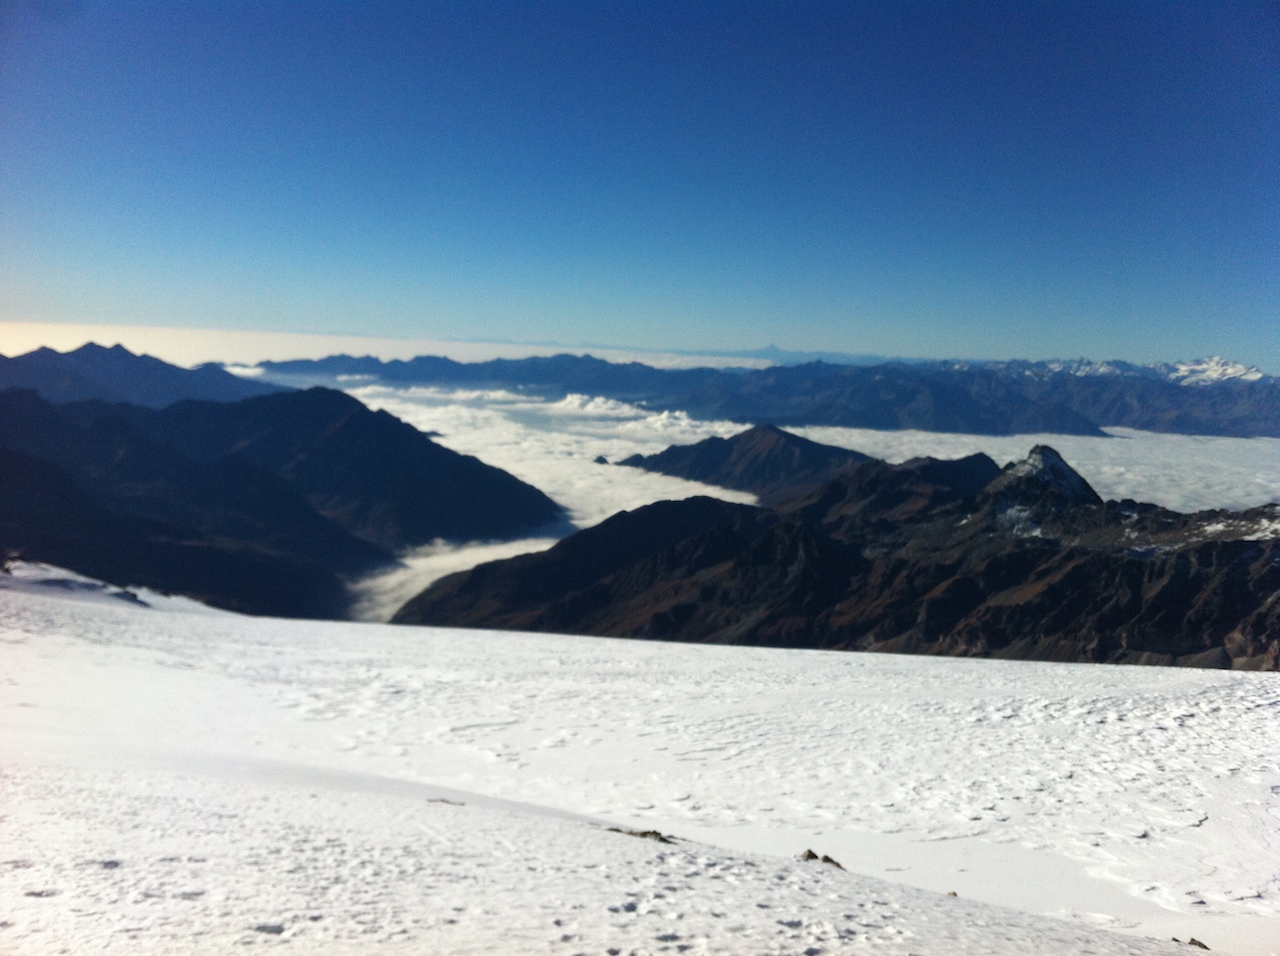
[{"x1": 987, "y1": 446, "x2": 1102, "y2": 506}]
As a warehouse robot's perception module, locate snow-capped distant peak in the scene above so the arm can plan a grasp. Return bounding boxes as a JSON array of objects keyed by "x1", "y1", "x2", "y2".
[
  {"x1": 1042, "y1": 359, "x2": 1141, "y2": 378},
  {"x1": 972, "y1": 356, "x2": 1272, "y2": 387},
  {"x1": 1165, "y1": 356, "x2": 1266, "y2": 386}
]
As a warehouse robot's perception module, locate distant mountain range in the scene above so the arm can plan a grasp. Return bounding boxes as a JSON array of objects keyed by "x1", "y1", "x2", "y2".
[
  {"x1": 0, "y1": 342, "x2": 286, "y2": 407},
  {"x1": 395, "y1": 432, "x2": 1279, "y2": 669},
  {"x1": 0, "y1": 387, "x2": 563, "y2": 617},
  {"x1": 253, "y1": 353, "x2": 1280, "y2": 437},
  {"x1": 8, "y1": 343, "x2": 1275, "y2": 437}
]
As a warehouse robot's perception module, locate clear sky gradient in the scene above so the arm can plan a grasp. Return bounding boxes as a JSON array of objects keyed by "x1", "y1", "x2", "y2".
[{"x1": 1, "y1": 1, "x2": 1276, "y2": 369}]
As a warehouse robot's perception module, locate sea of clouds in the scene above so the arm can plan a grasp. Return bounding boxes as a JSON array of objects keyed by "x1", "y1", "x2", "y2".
[
  {"x1": 794, "y1": 424, "x2": 1280, "y2": 514},
  {"x1": 348, "y1": 385, "x2": 1280, "y2": 620},
  {"x1": 348, "y1": 386, "x2": 757, "y2": 619}
]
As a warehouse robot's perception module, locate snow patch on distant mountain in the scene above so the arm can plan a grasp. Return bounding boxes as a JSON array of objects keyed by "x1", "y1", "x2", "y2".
[
  {"x1": 1187, "y1": 504, "x2": 1280, "y2": 543},
  {"x1": 994, "y1": 503, "x2": 1042, "y2": 537},
  {"x1": 1040, "y1": 358, "x2": 1160, "y2": 379},
  {"x1": 1161, "y1": 356, "x2": 1268, "y2": 386},
  {"x1": 988, "y1": 356, "x2": 1271, "y2": 385}
]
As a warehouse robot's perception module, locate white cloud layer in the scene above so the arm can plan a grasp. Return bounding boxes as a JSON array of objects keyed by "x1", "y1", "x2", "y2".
[
  {"x1": 348, "y1": 537, "x2": 562, "y2": 622},
  {"x1": 358, "y1": 384, "x2": 1279, "y2": 518},
  {"x1": 350, "y1": 386, "x2": 758, "y2": 530},
  {"x1": 347, "y1": 386, "x2": 757, "y2": 619}
]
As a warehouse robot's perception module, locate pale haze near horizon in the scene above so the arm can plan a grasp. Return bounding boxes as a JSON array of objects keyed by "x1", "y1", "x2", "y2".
[{"x1": 0, "y1": 321, "x2": 775, "y2": 369}]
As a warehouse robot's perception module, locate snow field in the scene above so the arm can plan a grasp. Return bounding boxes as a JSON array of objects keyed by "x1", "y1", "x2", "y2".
[
  {"x1": 2, "y1": 568, "x2": 1276, "y2": 953},
  {"x1": 0, "y1": 763, "x2": 1188, "y2": 955}
]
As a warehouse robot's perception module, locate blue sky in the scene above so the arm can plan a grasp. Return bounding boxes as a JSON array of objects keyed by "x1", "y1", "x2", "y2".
[{"x1": 1, "y1": 1, "x2": 1277, "y2": 369}]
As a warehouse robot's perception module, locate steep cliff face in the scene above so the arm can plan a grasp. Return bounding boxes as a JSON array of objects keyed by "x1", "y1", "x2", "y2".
[{"x1": 395, "y1": 445, "x2": 1280, "y2": 669}]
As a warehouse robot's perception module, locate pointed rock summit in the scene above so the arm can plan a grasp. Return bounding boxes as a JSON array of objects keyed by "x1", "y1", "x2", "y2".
[{"x1": 988, "y1": 445, "x2": 1102, "y2": 505}]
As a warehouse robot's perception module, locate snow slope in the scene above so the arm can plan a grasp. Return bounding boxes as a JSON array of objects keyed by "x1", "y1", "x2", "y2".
[{"x1": 2, "y1": 564, "x2": 1276, "y2": 954}]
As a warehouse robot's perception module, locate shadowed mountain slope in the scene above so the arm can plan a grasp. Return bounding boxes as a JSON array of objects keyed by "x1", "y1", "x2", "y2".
[
  {"x1": 0, "y1": 387, "x2": 565, "y2": 616},
  {"x1": 617, "y1": 424, "x2": 873, "y2": 505},
  {"x1": 0, "y1": 444, "x2": 353, "y2": 619},
  {"x1": 80, "y1": 387, "x2": 565, "y2": 548},
  {"x1": 0, "y1": 389, "x2": 386, "y2": 576},
  {"x1": 393, "y1": 496, "x2": 768, "y2": 634},
  {"x1": 395, "y1": 447, "x2": 1279, "y2": 669}
]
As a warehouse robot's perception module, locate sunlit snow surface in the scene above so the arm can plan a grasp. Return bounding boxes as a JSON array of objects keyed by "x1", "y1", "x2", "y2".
[
  {"x1": 348, "y1": 385, "x2": 1280, "y2": 620},
  {"x1": 2, "y1": 567, "x2": 1277, "y2": 955}
]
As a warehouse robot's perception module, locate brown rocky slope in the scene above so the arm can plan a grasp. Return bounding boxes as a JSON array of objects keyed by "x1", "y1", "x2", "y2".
[{"x1": 394, "y1": 445, "x2": 1279, "y2": 669}]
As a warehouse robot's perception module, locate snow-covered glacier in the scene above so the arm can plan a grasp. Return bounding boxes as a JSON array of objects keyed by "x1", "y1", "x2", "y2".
[{"x1": 1, "y1": 563, "x2": 1276, "y2": 954}]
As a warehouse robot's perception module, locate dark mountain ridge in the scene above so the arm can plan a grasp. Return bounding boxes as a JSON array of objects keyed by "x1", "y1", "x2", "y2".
[
  {"x1": 0, "y1": 445, "x2": 352, "y2": 619},
  {"x1": 394, "y1": 444, "x2": 1279, "y2": 669},
  {"x1": 618, "y1": 424, "x2": 874, "y2": 505},
  {"x1": 79, "y1": 387, "x2": 565, "y2": 548},
  {"x1": 0, "y1": 388, "x2": 383, "y2": 574},
  {"x1": 0, "y1": 342, "x2": 286, "y2": 407}
]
